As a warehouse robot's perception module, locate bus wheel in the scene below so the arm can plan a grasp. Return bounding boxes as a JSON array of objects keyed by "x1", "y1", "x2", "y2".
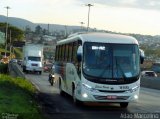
[
  {"x1": 72, "y1": 87, "x2": 81, "y2": 106},
  {"x1": 39, "y1": 71, "x2": 42, "y2": 75},
  {"x1": 120, "y1": 102, "x2": 128, "y2": 108},
  {"x1": 59, "y1": 79, "x2": 65, "y2": 96},
  {"x1": 23, "y1": 66, "x2": 26, "y2": 72}
]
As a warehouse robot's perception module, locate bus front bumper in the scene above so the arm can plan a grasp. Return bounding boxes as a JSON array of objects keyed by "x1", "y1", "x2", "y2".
[{"x1": 76, "y1": 87, "x2": 139, "y2": 103}]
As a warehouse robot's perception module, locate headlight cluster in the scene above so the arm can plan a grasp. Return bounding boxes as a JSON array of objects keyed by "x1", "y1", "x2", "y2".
[
  {"x1": 82, "y1": 83, "x2": 99, "y2": 93},
  {"x1": 39, "y1": 63, "x2": 42, "y2": 67},
  {"x1": 129, "y1": 85, "x2": 139, "y2": 93},
  {"x1": 26, "y1": 62, "x2": 30, "y2": 67}
]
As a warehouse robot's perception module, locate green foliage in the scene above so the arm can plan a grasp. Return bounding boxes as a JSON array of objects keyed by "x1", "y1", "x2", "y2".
[
  {"x1": 0, "y1": 74, "x2": 43, "y2": 119},
  {"x1": 0, "y1": 48, "x2": 9, "y2": 53},
  {"x1": 0, "y1": 63, "x2": 8, "y2": 73},
  {"x1": 9, "y1": 25, "x2": 24, "y2": 41},
  {"x1": 35, "y1": 25, "x2": 42, "y2": 35},
  {"x1": 0, "y1": 22, "x2": 24, "y2": 42},
  {"x1": 25, "y1": 25, "x2": 32, "y2": 34},
  {"x1": 14, "y1": 48, "x2": 22, "y2": 59},
  {"x1": 140, "y1": 44, "x2": 160, "y2": 58}
]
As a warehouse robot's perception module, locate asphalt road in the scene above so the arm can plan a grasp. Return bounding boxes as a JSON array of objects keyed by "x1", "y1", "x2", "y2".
[{"x1": 25, "y1": 73, "x2": 160, "y2": 119}]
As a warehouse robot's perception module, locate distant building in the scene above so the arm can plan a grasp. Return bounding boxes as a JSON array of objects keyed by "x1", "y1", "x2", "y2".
[
  {"x1": 42, "y1": 35, "x2": 56, "y2": 42},
  {"x1": 42, "y1": 35, "x2": 57, "y2": 45},
  {"x1": 0, "y1": 31, "x2": 5, "y2": 44}
]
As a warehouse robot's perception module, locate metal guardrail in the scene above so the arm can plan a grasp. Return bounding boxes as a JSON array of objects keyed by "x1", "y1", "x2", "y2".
[{"x1": 8, "y1": 62, "x2": 25, "y2": 79}]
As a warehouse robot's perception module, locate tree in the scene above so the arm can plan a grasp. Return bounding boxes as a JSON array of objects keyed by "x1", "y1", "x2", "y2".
[
  {"x1": 25, "y1": 25, "x2": 32, "y2": 34},
  {"x1": 9, "y1": 26, "x2": 24, "y2": 42},
  {"x1": 35, "y1": 25, "x2": 42, "y2": 35},
  {"x1": 42, "y1": 29, "x2": 48, "y2": 35},
  {"x1": 0, "y1": 22, "x2": 24, "y2": 42}
]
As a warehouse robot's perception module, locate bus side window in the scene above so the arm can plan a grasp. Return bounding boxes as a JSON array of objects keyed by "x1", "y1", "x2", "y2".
[
  {"x1": 55, "y1": 46, "x2": 58, "y2": 61},
  {"x1": 59, "y1": 45, "x2": 62, "y2": 61},
  {"x1": 62, "y1": 45, "x2": 65, "y2": 61},
  {"x1": 72, "y1": 41, "x2": 78, "y2": 63},
  {"x1": 68, "y1": 43, "x2": 73, "y2": 62},
  {"x1": 65, "y1": 44, "x2": 69, "y2": 61}
]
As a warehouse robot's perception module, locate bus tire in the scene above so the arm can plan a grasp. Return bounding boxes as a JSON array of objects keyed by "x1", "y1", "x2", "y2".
[
  {"x1": 39, "y1": 71, "x2": 42, "y2": 75},
  {"x1": 25, "y1": 70, "x2": 28, "y2": 74},
  {"x1": 120, "y1": 102, "x2": 128, "y2": 108},
  {"x1": 23, "y1": 66, "x2": 26, "y2": 72},
  {"x1": 72, "y1": 84, "x2": 81, "y2": 106},
  {"x1": 59, "y1": 79, "x2": 65, "y2": 96},
  {"x1": 23, "y1": 68, "x2": 25, "y2": 72}
]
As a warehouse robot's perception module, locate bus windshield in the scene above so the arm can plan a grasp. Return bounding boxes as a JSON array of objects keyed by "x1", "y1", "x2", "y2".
[
  {"x1": 28, "y1": 56, "x2": 41, "y2": 61},
  {"x1": 83, "y1": 42, "x2": 140, "y2": 81}
]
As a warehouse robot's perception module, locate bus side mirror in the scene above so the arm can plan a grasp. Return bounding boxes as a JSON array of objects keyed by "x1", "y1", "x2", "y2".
[
  {"x1": 140, "y1": 49, "x2": 145, "y2": 64},
  {"x1": 77, "y1": 46, "x2": 82, "y2": 62}
]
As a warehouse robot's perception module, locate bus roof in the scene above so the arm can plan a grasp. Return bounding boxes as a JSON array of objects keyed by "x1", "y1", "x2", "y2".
[{"x1": 57, "y1": 32, "x2": 139, "y2": 45}]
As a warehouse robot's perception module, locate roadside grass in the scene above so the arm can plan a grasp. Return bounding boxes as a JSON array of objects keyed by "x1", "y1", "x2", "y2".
[{"x1": 0, "y1": 74, "x2": 43, "y2": 119}]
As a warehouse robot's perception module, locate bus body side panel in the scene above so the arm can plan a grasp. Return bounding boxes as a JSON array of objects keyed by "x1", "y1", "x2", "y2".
[
  {"x1": 54, "y1": 62, "x2": 66, "y2": 92},
  {"x1": 65, "y1": 63, "x2": 81, "y2": 96},
  {"x1": 54, "y1": 62, "x2": 81, "y2": 96}
]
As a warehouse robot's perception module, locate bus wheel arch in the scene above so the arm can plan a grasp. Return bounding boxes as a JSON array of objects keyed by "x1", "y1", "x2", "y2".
[
  {"x1": 59, "y1": 77, "x2": 65, "y2": 96},
  {"x1": 72, "y1": 82, "x2": 81, "y2": 105}
]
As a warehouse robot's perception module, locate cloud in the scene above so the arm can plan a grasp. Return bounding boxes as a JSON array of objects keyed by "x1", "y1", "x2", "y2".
[{"x1": 78, "y1": 0, "x2": 160, "y2": 10}]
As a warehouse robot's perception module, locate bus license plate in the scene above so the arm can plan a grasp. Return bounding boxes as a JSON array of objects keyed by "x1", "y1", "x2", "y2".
[{"x1": 107, "y1": 95, "x2": 117, "y2": 100}]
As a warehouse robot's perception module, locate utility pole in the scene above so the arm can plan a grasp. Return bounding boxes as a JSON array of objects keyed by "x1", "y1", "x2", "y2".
[
  {"x1": 47, "y1": 24, "x2": 50, "y2": 35},
  {"x1": 64, "y1": 25, "x2": 68, "y2": 38},
  {"x1": 9, "y1": 30, "x2": 12, "y2": 60},
  {"x1": 80, "y1": 22, "x2": 85, "y2": 30},
  {"x1": 4, "y1": 6, "x2": 11, "y2": 57},
  {"x1": 85, "y1": 4, "x2": 93, "y2": 31}
]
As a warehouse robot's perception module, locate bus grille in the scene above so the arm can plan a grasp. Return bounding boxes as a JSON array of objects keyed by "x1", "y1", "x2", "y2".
[
  {"x1": 93, "y1": 95, "x2": 129, "y2": 100},
  {"x1": 98, "y1": 90, "x2": 127, "y2": 93}
]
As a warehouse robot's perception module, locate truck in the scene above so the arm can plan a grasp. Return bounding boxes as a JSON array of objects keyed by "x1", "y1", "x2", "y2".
[{"x1": 22, "y1": 44, "x2": 43, "y2": 74}]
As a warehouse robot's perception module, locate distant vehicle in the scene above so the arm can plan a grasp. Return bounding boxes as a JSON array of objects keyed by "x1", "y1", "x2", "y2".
[
  {"x1": 17, "y1": 59, "x2": 22, "y2": 65},
  {"x1": 43, "y1": 63, "x2": 52, "y2": 72},
  {"x1": 22, "y1": 44, "x2": 43, "y2": 74},
  {"x1": 54, "y1": 32, "x2": 144, "y2": 108},
  {"x1": 141, "y1": 71, "x2": 157, "y2": 77},
  {"x1": 152, "y1": 62, "x2": 160, "y2": 73},
  {"x1": 48, "y1": 64, "x2": 55, "y2": 86},
  {"x1": 10, "y1": 59, "x2": 17, "y2": 63}
]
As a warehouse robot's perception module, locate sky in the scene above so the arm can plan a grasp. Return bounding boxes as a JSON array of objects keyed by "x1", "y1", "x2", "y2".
[{"x1": 0, "y1": 0, "x2": 160, "y2": 35}]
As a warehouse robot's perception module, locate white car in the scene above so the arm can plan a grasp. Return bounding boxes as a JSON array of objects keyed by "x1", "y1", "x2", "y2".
[{"x1": 141, "y1": 71, "x2": 157, "y2": 77}]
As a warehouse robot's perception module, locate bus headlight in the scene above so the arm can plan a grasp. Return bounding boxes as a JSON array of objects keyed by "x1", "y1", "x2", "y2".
[
  {"x1": 82, "y1": 83, "x2": 99, "y2": 93},
  {"x1": 82, "y1": 93, "x2": 88, "y2": 98},
  {"x1": 129, "y1": 86, "x2": 139, "y2": 93},
  {"x1": 39, "y1": 63, "x2": 42, "y2": 67},
  {"x1": 134, "y1": 95, "x2": 138, "y2": 99}
]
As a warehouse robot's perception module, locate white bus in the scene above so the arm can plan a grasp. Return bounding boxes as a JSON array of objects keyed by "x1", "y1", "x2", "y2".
[{"x1": 54, "y1": 32, "x2": 144, "y2": 108}]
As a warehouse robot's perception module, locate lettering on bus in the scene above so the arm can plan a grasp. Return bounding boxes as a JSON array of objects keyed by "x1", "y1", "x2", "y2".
[{"x1": 119, "y1": 86, "x2": 129, "y2": 90}]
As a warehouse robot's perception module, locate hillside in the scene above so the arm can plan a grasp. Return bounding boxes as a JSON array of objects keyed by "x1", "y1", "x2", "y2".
[{"x1": 0, "y1": 15, "x2": 81, "y2": 32}]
